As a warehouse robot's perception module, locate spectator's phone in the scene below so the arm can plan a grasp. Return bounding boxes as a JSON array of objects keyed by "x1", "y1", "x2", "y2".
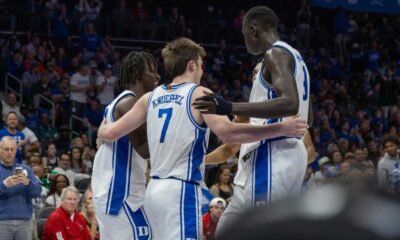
[{"x1": 13, "y1": 166, "x2": 23, "y2": 175}]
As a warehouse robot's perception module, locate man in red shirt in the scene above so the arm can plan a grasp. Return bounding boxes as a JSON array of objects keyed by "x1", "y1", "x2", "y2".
[
  {"x1": 203, "y1": 197, "x2": 226, "y2": 240},
  {"x1": 43, "y1": 186, "x2": 91, "y2": 240}
]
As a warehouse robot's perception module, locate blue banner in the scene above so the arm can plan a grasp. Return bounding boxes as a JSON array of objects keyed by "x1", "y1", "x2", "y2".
[{"x1": 311, "y1": 0, "x2": 400, "y2": 14}]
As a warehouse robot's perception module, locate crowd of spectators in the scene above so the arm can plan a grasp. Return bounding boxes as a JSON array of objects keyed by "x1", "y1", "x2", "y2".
[{"x1": 1, "y1": 0, "x2": 400, "y2": 239}]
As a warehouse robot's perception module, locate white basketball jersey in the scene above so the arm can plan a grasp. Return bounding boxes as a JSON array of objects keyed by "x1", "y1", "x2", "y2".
[
  {"x1": 234, "y1": 40, "x2": 310, "y2": 187},
  {"x1": 147, "y1": 83, "x2": 210, "y2": 183},
  {"x1": 92, "y1": 90, "x2": 148, "y2": 215}
]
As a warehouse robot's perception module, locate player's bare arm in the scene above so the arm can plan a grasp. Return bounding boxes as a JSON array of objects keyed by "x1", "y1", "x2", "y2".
[
  {"x1": 303, "y1": 131, "x2": 317, "y2": 164},
  {"x1": 192, "y1": 87, "x2": 307, "y2": 144},
  {"x1": 193, "y1": 48, "x2": 300, "y2": 119},
  {"x1": 98, "y1": 92, "x2": 150, "y2": 141},
  {"x1": 114, "y1": 95, "x2": 150, "y2": 159}
]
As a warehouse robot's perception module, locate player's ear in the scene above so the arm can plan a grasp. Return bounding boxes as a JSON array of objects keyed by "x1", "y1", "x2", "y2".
[
  {"x1": 188, "y1": 60, "x2": 196, "y2": 72},
  {"x1": 250, "y1": 24, "x2": 257, "y2": 36}
]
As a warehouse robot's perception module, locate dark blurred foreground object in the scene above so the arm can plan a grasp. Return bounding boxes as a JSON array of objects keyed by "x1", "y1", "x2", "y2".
[{"x1": 219, "y1": 179, "x2": 400, "y2": 240}]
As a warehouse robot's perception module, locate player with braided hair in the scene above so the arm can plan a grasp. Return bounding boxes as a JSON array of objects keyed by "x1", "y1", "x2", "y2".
[{"x1": 92, "y1": 51, "x2": 160, "y2": 240}]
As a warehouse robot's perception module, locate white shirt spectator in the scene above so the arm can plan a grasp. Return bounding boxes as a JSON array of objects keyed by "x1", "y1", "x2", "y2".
[
  {"x1": 70, "y1": 72, "x2": 90, "y2": 103},
  {"x1": 96, "y1": 75, "x2": 118, "y2": 105},
  {"x1": 1, "y1": 100, "x2": 21, "y2": 121},
  {"x1": 45, "y1": 193, "x2": 62, "y2": 207}
]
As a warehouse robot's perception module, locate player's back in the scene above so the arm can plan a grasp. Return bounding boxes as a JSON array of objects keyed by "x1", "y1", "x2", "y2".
[
  {"x1": 92, "y1": 90, "x2": 147, "y2": 215},
  {"x1": 147, "y1": 83, "x2": 210, "y2": 183}
]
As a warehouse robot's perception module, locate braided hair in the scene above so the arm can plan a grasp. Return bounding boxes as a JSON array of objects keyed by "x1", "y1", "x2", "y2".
[{"x1": 119, "y1": 51, "x2": 157, "y2": 89}]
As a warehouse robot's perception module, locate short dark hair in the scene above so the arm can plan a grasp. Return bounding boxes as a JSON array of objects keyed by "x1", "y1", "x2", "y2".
[
  {"x1": 383, "y1": 133, "x2": 399, "y2": 146},
  {"x1": 244, "y1": 6, "x2": 279, "y2": 30},
  {"x1": 6, "y1": 111, "x2": 17, "y2": 119},
  {"x1": 119, "y1": 51, "x2": 157, "y2": 89}
]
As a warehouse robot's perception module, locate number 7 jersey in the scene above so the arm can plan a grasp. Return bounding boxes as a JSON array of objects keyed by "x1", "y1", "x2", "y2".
[{"x1": 147, "y1": 82, "x2": 210, "y2": 183}]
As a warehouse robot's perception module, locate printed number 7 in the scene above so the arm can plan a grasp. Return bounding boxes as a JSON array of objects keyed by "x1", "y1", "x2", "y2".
[{"x1": 158, "y1": 108, "x2": 173, "y2": 143}]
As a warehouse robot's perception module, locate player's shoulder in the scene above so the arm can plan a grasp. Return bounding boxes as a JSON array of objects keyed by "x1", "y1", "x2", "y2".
[{"x1": 192, "y1": 85, "x2": 214, "y2": 97}]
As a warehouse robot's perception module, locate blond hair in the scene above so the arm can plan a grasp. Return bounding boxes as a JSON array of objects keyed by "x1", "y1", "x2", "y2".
[{"x1": 161, "y1": 37, "x2": 206, "y2": 80}]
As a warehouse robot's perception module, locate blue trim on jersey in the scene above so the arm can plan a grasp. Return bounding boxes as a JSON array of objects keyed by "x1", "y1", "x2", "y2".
[
  {"x1": 110, "y1": 91, "x2": 135, "y2": 122},
  {"x1": 186, "y1": 85, "x2": 207, "y2": 130},
  {"x1": 180, "y1": 181, "x2": 184, "y2": 240},
  {"x1": 123, "y1": 203, "x2": 152, "y2": 240},
  {"x1": 253, "y1": 142, "x2": 269, "y2": 207},
  {"x1": 105, "y1": 142, "x2": 116, "y2": 213},
  {"x1": 195, "y1": 185, "x2": 200, "y2": 239},
  {"x1": 188, "y1": 128, "x2": 207, "y2": 182},
  {"x1": 182, "y1": 182, "x2": 198, "y2": 240},
  {"x1": 268, "y1": 142, "x2": 272, "y2": 202},
  {"x1": 106, "y1": 136, "x2": 131, "y2": 215},
  {"x1": 161, "y1": 82, "x2": 190, "y2": 90},
  {"x1": 271, "y1": 44, "x2": 297, "y2": 76}
]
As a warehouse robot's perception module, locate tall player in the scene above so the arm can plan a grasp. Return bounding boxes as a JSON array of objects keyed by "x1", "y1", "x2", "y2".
[
  {"x1": 194, "y1": 6, "x2": 312, "y2": 234},
  {"x1": 98, "y1": 37, "x2": 307, "y2": 240},
  {"x1": 92, "y1": 51, "x2": 160, "y2": 240}
]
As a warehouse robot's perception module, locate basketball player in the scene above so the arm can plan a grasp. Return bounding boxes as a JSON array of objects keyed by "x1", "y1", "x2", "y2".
[
  {"x1": 194, "y1": 6, "x2": 313, "y2": 234},
  {"x1": 92, "y1": 51, "x2": 160, "y2": 240},
  {"x1": 98, "y1": 37, "x2": 308, "y2": 240}
]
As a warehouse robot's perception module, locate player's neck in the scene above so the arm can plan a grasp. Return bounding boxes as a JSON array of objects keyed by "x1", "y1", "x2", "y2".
[
  {"x1": 261, "y1": 31, "x2": 280, "y2": 52},
  {"x1": 129, "y1": 83, "x2": 145, "y2": 98},
  {"x1": 172, "y1": 74, "x2": 196, "y2": 85}
]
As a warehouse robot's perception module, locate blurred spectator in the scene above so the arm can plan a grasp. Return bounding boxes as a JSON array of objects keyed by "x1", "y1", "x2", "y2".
[
  {"x1": 151, "y1": 6, "x2": 169, "y2": 40},
  {"x1": 7, "y1": 51, "x2": 24, "y2": 78},
  {"x1": 378, "y1": 134, "x2": 400, "y2": 187},
  {"x1": 203, "y1": 197, "x2": 226, "y2": 240},
  {"x1": 54, "y1": 125, "x2": 71, "y2": 153},
  {"x1": 334, "y1": 6, "x2": 349, "y2": 65},
  {"x1": 132, "y1": 1, "x2": 151, "y2": 39},
  {"x1": 28, "y1": 153, "x2": 50, "y2": 210},
  {"x1": 21, "y1": 61, "x2": 41, "y2": 104},
  {"x1": 43, "y1": 186, "x2": 91, "y2": 240},
  {"x1": 51, "y1": 77, "x2": 71, "y2": 125},
  {"x1": 314, "y1": 156, "x2": 331, "y2": 184},
  {"x1": 111, "y1": 0, "x2": 133, "y2": 37},
  {"x1": 0, "y1": 112, "x2": 26, "y2": 164},
  {"x1": 17, "y1": 115, "x2": 40, "y2": 155},
  {"x1": 296, "y1": 0, "x2": 312, "y2": 50},
  {"x1": 32, "y1": 72, "x2": 53, "y2": 110},
  {"x1": 364, "y1": 40, "x2": 381, "y2": 74},
  {"x1": 70, "y1": 146, "x2": 86, "y2": 174},
  {"x1": 210, "y1": 165, "x2": 234, "y2": 202},
  {"x1": 83, "y1": 98, "x2": 104, "y2": 146},
  {"x1": 42, "y1": 143, "x2": 59, "y2": 170},
  {"x1": 70, "y1": 64, "x2": 91, "y2": 117},
  {"x1": 378, "y1": 68, "x2": 398, "y2": 119},
  {"x1": 0, "y1": 136, "x2": 41, "y2": 240},
  {"x1": 80, "y1": 24, "x2": 101, "y2": 62},
  {"x1": 388, "y1": 168, "x2": 400, "y2": 195},
  {"x1": 80, "y1": 188, "x2": 99, "y2": 240},
  {"x1": 53, "y1": 152, "x2": 90, "y2": 187},
  {"x1": 85, "y1": 0, "x2": 103, "y2": 25},
  {"x1": 352, "y1": 147, "x2": 374, "y2": 172},
  {"x1": 96, "y1": 64, "x2": 117, "y2": 107},
  {"x1": 34, "y1": 112, "x2": 58, "y2": 148},
  {"x1": 88, "y1": 61, "x2": 102, "y2": 96},
  {"x1": 45, "y1": 174, "x2": 69, "y2": 207},
  {"x1": 52, "y1": 4, "x2": 70, "y2": 48},
  {"x1": 1, "y1": 92, "x2": 22, "y2": 122},
  {"x1": 168, "y1": 7, "x2": 186, "y2": 39}
]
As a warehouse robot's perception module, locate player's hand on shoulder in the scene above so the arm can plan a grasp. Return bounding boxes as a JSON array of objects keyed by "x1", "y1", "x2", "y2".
[
  {"x1": 192, "y1": 89, "x2": 232, "y2": 115},
  {"x1": 282, "y1": 115, "x2": 308, "y2": 138}
]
